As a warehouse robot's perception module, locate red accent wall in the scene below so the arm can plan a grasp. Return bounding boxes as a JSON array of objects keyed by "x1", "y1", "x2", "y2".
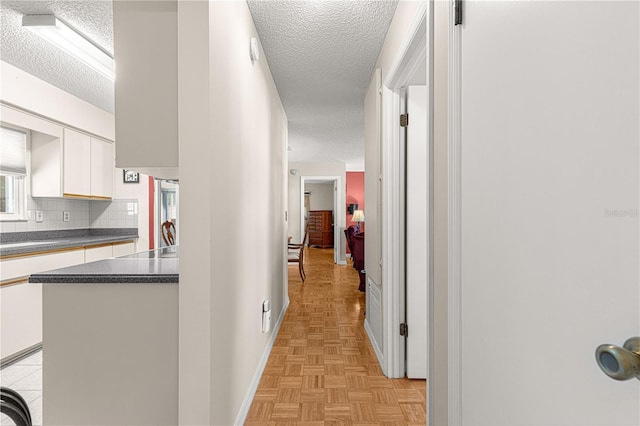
[
  {"x1": 346, "y1": 172, "x2": 365, "y2": 253},
  {"x1": 148, "y1": 176, "x2": 155, "y2": 250}
]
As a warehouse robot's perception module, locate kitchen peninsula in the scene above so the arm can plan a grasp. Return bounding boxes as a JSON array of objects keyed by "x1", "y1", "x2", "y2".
[{"x1": 30, "y1": 247, "x2": 179, "y2": 426}]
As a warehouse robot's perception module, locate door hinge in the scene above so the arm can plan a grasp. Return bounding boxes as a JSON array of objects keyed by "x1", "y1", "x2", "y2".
[
  {"x1": 400, "y1": 113, "x2": 409, "y2": 127},
  {"x1": 400, "y1": 323, "x2": 408, "y2": 337},
  {"x1": 455, "y1": 0, "x2": 463, "y2": 25}
]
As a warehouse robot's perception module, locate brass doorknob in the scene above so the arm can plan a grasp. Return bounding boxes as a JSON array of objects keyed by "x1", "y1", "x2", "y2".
[{"x1": 595, "y1": 337, "x2": 640, "y2": 380}]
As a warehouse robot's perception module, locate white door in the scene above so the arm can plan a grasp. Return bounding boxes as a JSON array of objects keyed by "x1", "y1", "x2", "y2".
[
  {"x1": 406, "y1": 85, "x2": 428, "y2": 378},
  {"x1": 457, "y1": 1, "x2": 639, "y2": 424}
]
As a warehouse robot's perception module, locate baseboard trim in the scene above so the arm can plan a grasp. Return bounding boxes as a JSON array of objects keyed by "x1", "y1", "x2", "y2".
[
  {"x1": 0, "y1": 342, "x2": 42, "y2": 368},
  {"x1": 337, "y1": 260, "x2": 347, "y2": 265},
  {"x1": 364, "y1": 318, "x2": 384, "y2": 372},
  {"x1": 234, "y1": 296, "x2": 290, "y2": 425}
]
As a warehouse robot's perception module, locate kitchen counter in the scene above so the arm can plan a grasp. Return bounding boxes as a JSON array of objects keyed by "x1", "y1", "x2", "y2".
[
  {"x1": 29, "y1": 246, "x2": 179, "y2": 284},
  {"x1": 0, "y1": 228, "x2": 138, "y2": 257},
  {"x1": 40, "y1": 245, "x2": 179, "y2": 425}
]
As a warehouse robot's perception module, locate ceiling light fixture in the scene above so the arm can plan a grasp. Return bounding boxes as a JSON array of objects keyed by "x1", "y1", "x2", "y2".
[{"x1": 22, "y1": 14, "x2": 114, "y2": 80}]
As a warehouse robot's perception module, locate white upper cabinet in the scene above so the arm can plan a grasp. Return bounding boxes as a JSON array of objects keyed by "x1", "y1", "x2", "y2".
[
  {"x1": 90, "y1": 137, "x2": 114, "y2": 199},
  {"x1": 18, "y1": 109, "x2": 115, "y2": 199},
  {"x1": 63, "y1": 128, "x2": 91, "y2": 197},
  {"x1": 113, "y1": 0, "x2": 179, "y2": 177}
]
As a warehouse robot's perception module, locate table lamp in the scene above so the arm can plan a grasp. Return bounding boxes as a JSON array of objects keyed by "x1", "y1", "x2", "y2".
[{"x1": 352, "y1": 210, "x2": 365, "y2": 232}]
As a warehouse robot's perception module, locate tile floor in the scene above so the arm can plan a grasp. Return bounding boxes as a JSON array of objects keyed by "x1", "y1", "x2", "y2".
[
  {"x1": 0, "y1": 350, "x2": 43, "y2": 426},
  {"x1": 246, "y1": 247, "x2": 427, "y2": 425}
]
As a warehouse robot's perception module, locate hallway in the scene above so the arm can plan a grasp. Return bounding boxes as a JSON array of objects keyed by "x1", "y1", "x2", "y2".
[{"x1": 246, "y1": 248, "x2": 426, "y2": 424}]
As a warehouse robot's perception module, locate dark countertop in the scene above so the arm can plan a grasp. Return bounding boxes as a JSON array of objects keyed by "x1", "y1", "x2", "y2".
[
  {"x1": 0, "y1": 229, "x2": 138, "y2": 257},
  {"x1": 29, "y1": 246, "x2": 179, "y2": 284}
]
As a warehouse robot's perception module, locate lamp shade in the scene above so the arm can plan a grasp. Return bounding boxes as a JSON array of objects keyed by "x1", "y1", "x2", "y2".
[{"x1": 352, "y1": 210, "x2": 365, "y2": 223}]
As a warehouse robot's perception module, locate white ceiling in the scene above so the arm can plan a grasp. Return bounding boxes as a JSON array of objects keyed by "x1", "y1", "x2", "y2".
[
  {"x1": 247, "y1": 1, "x2": 398, "y2": 171},
  {"x1": 0, "y1": 1, "x2": 398, "y2": 171},
  {"x1": 0, "y1": 0, "x2": 114, "y2": 112}
]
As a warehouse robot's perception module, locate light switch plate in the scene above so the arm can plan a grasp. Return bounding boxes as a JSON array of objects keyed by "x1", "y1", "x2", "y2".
[
  {"x1": 63, "y1": 211, "x2": 70, "y2": 222},
  {"x1": 35, "y1": 211, "x2": 44, "y2": 223}
]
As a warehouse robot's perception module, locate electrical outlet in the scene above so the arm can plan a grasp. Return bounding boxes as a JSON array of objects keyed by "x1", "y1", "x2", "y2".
[
  {"x1": 262, "y1": 300, "x2": 271, "y2": 333},
  {"x1": 63, "y1": 211, "x2": 70, "y2": 222},
  {"x1": 35, "y1": 211, "x2": 44, "y2": 223}
]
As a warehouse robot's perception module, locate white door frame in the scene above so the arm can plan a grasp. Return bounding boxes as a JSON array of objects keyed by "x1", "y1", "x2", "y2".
[
  {"x1": 447, "y1": 0, "x2": 462, "y2": 423},
  {"x1": 300, "y1": 175, "x2": 345, "y2": 265},
  {"x1": 380, "y1": 0, "x2": 431, "y2": 406}
]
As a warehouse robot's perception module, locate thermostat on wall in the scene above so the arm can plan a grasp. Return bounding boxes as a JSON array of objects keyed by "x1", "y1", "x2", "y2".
[{"x1": 250, "y1": 37, "x2": 259, "y2": 63}]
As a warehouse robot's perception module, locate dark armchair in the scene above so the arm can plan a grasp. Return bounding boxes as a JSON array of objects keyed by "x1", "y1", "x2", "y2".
[
  {"x1": 344, "y1": 225, "x2": 358, "y2": 260},
  {"x1": 352, "y1": 232, "x2": 365, "y2": 292},
  {"x1": 345, "y1": 225, "x2": 365, "y2": 292}
]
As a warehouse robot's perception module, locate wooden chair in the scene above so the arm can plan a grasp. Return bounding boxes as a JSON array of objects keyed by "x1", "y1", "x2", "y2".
[
  {"x1": 288, "y1": 225, "x2": 309, "y2": 281},
  {"x1": 161, "y1": 220, "x2": 176, "y2": 246}
]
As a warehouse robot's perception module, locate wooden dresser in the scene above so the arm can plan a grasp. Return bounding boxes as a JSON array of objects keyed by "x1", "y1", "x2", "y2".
[{"x1": 308, "y1": 210, "x2": 333, "y2": 248}]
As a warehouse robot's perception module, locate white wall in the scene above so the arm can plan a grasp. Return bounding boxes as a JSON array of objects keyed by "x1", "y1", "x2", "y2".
[
  {"x1": 113, "y1": 168, "x2": 150, "y2": 251},
  {"x1": 306, "y1": 182, "x2": 334, "y2": 210},
  {"x1": 178, "y1": 2, "x2": 288, "y2": 424},
  {"x1": 0, "y1": 61, "x2": 114, "y2": 141},
  {"x1": 288, "y1": 161, "x2": 346, "y2": 263},
  {"x1": 176, "y1": 1, "x2": 211, "y2": 423}
]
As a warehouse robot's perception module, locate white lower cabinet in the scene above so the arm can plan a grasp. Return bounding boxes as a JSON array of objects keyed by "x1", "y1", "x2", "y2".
[
  {"x1": 0, "y1": 239, "x2": 138, "y2": 362},
  {"x1": 84, "y1": 245, "x2": 113, "y2": 263},
  {"x1": 0, "y1": 249, "x2": 85, "y2": 361},
  {"x1": 1, "y1": 283, "x2": 42, "y2": 362},
  {"x1": 84, "y1": 241, "x2": 136, "y2": 262},
  {"x1": 1, "y1": 249, "x2": 86, "y2": 282},
  {"x1": 113, "y1": 242, "x2": 136, "y2": 257}
]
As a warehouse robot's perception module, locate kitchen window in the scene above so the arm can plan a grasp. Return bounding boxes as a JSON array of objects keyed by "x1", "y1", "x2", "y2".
[{"x1": 0, "y1": 126, "x2": 28, "y2": 221}]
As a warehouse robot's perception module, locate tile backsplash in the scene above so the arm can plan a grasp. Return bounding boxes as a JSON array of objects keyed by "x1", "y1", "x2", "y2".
[
  {"x1": 89, "y1": 199, "x2": 138, "y2": 229},
  {"x1": 0, "y1": 198, "x2": 138, "y2": 233}
]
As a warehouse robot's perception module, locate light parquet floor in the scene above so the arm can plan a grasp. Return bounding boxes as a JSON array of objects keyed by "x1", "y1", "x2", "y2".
[{"x1": 246, "y1": 247, "x2": 426, "y2": 426}]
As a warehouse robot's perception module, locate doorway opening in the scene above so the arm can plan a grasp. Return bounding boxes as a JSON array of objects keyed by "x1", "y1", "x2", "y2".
[
  {"x1": 299, "y1": 175, "x2": 345, "y2": 266},
  {"x1": 154, "y1": 179, "x2": 179, "y2": 247}
]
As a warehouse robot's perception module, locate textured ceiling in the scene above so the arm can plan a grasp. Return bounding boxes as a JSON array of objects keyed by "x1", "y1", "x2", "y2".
[
  {"x1": 248, "y1": 1, "x2": 398, "y2": 171},
  {"x1": 0, "y1": 0, "x2": 114, "y2": 113},
  {"x1": 0, "y1": 1, "x2": 397, "y2": 170}
]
